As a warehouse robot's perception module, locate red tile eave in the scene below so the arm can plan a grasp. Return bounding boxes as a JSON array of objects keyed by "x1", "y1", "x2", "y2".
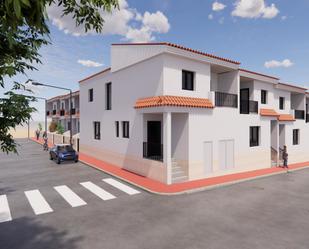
[
  {"x1": 112, "y1": 42, "x2": 240, "y2": 65},
  {"x1": 259, "y1": 108, "x2": 280, "y2": 117},
  {"x1": 79, "y1": 67, "x2": 111, "y2": 83},
  {"x1": 47, "y1": 90, "x2": 79, "y2": 102},
  {"x1": 240, "y1": 68, "x2": 280, "y2": 80},
  {"x1": 278, "y1": 114, "x2": 295, "y2": 122},
  {"x1": 278, "y1": 82, "x2": 308, "y2": 91}
]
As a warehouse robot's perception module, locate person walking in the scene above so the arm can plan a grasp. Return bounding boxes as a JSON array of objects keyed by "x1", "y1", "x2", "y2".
[
  {"x1": 35, "y1": 129, "x2": 40, "y2": 140},
  {"x1": 282, "y1": 145, "x2": 289, "y2": 169}
]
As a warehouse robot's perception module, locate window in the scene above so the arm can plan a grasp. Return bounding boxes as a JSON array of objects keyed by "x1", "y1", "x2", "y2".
[
  {"x1": 182, "y1": 70, "x2": 194, "y2": 91},
  {"x1": 93, "y1": 121, "x2": 100, "y2": 140},
  {"x1": 88, "y1": 88, "x2": 93, "y2": 102},
  {"x1": 105, "y1": 82, "x2": 112, "y2": 110},
  {"x1": 293, "y1": 129, "x2": 299, "y2": 145},
  {"x1": 115, "y1": 121, "x2": 119, "y2": 137},
  {"x1": 250, "y1": 126, "x2": 260, "y2": 147},
  {"x1": 122, "y1": 121, "x2": 129, "y2": 138},
  {"x1": 279, "y1": 97, "x2": 285, "y2": 110},
  {"x1": 261, "y1": 90, "x2": 267, "y2": 104}
]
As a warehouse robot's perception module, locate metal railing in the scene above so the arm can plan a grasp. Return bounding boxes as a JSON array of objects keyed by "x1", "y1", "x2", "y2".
[
  {"x1": 52, "y1": 110, "x2": 57, "y2": 115},
  {"x1": 143, "y1": 142, "x2": 163, "y2": 162},
  {"x1": 71, "y1": 108, "x2": 76, "y2": 115},
  {"x1": 249, "y1": 100, "x2": 258, "y2": 113},
  {"x1": 294, "y1": 110, "x2": 305, "y2": 120},
  {"x1": 46, "y1": 111, "x2": 50, "y2": 116},
  {"x1": 306, "y1": 114, "x2": 309, "y2": 123},
  {"x1": 240, "y1": 100, "x2": 258, "y2": 114},
  {"x1": 215, "y1": 92, "x2": 238, "y2": 108},
  {"x1": 60, "y1": 110, "x2": 65, "y2": 116}
]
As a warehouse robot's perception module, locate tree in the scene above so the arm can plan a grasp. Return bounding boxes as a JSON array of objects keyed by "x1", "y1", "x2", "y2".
[
  {"x1": 0, "y1": 0, "x2": 119, "y2": 153},
  {"x1": 49, "y1": 121, "x2": 57, "y2": 132},
  {"x1": 56, "y1": 122, "x2": 64, "y2": 135},
  {"x1": 38, "y1": 122, "x2": 43, "y2": 132}
]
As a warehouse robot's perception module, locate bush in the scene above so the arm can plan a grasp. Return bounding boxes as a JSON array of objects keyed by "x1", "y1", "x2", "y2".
[
  {"x1": 49, "y1": 121, "x2": 57, "y2": 132},
  {"x1": 56, "y1": 123, "x2": 65, "y2": 135},
  {"x1": 38, "y1": 122, "x2": 42, "y2": 131}
]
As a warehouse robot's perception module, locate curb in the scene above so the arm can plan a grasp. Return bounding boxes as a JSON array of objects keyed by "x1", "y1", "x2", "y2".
[{"x1": 29, "y1": 138, "x2": 309, "y2": 195}]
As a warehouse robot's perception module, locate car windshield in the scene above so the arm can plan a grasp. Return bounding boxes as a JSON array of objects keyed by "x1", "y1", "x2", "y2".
[{"x1": 58, "y1": 145, "x2": 74, "y2": 152}]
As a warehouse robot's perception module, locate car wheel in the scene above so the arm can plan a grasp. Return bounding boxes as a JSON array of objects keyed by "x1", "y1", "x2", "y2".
[
  {"x1": 57, "y1": 158, "x2": 61, "y2": 164},
  {"x1": 75, "y1": 159, "x2": 78, "y2": 163},
  {"x1": 50, "y1": 154, "x2": 53, "y2": 160}
]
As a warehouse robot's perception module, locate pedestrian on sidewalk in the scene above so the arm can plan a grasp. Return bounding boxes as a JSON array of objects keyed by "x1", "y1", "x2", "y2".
[
  {"x1": 35, "y1": 129, "x2": 40, "y2": 140},
  {"x1": 282, "y1": 145, "x2": 289, "y2": 169}
]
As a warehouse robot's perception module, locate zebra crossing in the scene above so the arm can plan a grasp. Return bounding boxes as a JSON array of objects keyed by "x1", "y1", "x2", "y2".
[{"x1": 0, "y1": 178, "x2": 141, "y2": 223}]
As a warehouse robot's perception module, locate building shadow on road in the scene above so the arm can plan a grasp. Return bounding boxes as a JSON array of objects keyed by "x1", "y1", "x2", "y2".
[{"x1": 0, "y1": 217, "x2": 82, "y2": 249}]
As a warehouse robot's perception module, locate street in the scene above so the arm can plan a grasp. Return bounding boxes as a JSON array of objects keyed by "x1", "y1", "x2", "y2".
[{"x1": 1, "y1": 139, "x2": 309, "y2": 249}]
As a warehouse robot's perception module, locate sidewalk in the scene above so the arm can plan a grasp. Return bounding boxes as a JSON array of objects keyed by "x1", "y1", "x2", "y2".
[{"x1": 31, "y1": 137, "x2": 309, "y2": 195}]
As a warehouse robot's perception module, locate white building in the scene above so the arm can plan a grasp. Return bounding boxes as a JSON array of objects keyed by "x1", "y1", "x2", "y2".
[{"x1": 79, "y1": 43, "x2": 309, "y2": 184}]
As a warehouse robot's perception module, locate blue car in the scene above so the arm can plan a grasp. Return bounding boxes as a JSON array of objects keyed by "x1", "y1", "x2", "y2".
[{"x1": 50, "y1": 144, "x2": 78, "y2": 164}]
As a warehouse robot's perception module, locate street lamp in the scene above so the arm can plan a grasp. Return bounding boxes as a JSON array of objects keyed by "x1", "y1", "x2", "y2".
[{"x1": 27, "y1": 80, "x2": 73, "y2": 145}]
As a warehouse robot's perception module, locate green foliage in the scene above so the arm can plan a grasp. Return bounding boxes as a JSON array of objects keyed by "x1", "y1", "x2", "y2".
[
  {"x1": 56, "y1": 122, "x2": 64, "y2": 135},
  {"x1": 0, "y1": 0, "x2": 119, "y2": 153},
  {"x1": 49, "y1": 121, "x2": 57, "y2": 132},
  {"x1": 38, "y1": 122, "x2": 43, "y2": 131}
]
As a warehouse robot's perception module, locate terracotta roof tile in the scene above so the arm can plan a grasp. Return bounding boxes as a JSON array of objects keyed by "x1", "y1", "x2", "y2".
[
  {"x1": 135, "y1": 96, "x2": 214, "y2": 109},
  {"x1": 278, "y1": 114, "x2": 295, "y2": 122},
  {"x1": 260, "y1": 108, "x2": 279, "y2": 117}
]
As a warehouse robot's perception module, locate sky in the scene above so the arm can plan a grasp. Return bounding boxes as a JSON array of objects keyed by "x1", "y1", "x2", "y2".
[{"x1": 2, "y1": 0, "x2": 309, "y2": 121}]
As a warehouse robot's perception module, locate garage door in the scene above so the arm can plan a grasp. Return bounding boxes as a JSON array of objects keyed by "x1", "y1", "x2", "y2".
[{"x1": 219, "y1": 140, "x2": 235, "y2": 170}]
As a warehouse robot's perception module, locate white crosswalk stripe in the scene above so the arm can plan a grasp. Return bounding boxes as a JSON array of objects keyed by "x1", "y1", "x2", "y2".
[
  {"x1": 80, "y1": 181, "x2": 116, "y2": 201},
  {"x1": 25, "y1": 190, "x2": 53, "y2": 215},
  {"x1": 0, "y1": 195, "x2": 12, "y2": 223},
  {"x1": 103, "y1": 178, "x2": 140, "y2": 195},
  {"x1": 54, "y1": 185, "x2": 87, "y2": 207}
]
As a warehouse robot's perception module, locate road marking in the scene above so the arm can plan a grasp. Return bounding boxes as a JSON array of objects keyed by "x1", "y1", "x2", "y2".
[
  {"x1": 103, "y1": 178, "x2": 140, "y2": 195},
  {"x1": 25, "y1": 190, "x2": 53, "y2": 215},
  {"x1": 54, "y1": 185, "x2": 87, "y2": 207},
  {"x1": 80, "y1": 181, "x2": 116, "y2": 201},
  {"x1": 0, "y1": 195, "x2": 12, "y2": 223}
]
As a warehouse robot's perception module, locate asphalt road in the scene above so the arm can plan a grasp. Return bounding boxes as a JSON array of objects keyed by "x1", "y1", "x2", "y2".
[{"x1": 1, "y1": 139, "x2": 309, "y2": 249}]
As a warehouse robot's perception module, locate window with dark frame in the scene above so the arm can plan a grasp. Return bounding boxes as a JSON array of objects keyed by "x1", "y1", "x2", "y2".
[
  {"x1": 122, "y1": 121, "x2": 129, "y2": 138},
  {"x1": 89, "y1": 88, "x2": 93, "y2": 102},
  {"x1": 105, "y1": 82, "x2": 112, "y2": 110},
  {"x1": 93, "y1": 121, "x2": 100, "y2": 140},
  {"x1": 115, "y1": 121, "x2": 119, "y2": 137},
  {"x1": 261, "y1": 90, "x2": 267, "y2": 104},
  {"x1": 182, "y1": 70, "x2": 194, "y2": 91},
  {"x1": 250, "y1": 126, "x2": 260, "y2": 147},
  {"x1": 279, "y1": 97, "x2": 285, "y2": 110},
  {"x1": 293, "y1": 129, "x2": 299, "y2": 145}
]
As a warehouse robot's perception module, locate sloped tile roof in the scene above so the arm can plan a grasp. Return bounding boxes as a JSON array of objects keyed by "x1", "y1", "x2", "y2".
[
  {"x1": 134, "y1": 95, "x2": 214, "y2": 109},
  {"x1": 278, "y1": 114, "x2": 295, "y2": 122},
  {"x1": 260, "y1": 108, "x2": 279, "y2": 117}
]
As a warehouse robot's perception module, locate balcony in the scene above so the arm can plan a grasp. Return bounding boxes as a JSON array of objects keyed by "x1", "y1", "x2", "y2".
[
  {"x1": 306, "y1": 114, "x2": 309, "y2": 123},
  {"x1": 143, "y1": 142, "x2": 163, "y2": 162},
  {"x1": 240, "y1": 100, "x2": 258, "y2": 114},
  {"x1": 215, "y1": 92, "x2": 238, "y2": 108},
  {"x1": 52, "y1": 110, "x2": 56, "y2": 115},
  {"x1": 60, "y1": 110, "x2": 65, "y2": 116},
  {"x1": 294, "y1": 110, "x2": 305, "y2": 120},
  {"x1": 46, "y1": 111, "x2": 50, "y2": 116},
  {"x1": 71, "y1": 108, "x2": 76, "y2": 115}
]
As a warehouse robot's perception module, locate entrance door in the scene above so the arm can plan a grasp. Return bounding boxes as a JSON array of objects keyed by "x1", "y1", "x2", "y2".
[
  {"x1": 203, "y1": 141, "x2": 213, "y2": 174},
  {"x1": 147, "y1": 121, "x2": 161, "y2": 158},
  {"x1": 240, "y1": 88, "x2": 249, "y2": 114},
  {"x1": 219, "y1": 140, "x2": 235, "y2": 170}
]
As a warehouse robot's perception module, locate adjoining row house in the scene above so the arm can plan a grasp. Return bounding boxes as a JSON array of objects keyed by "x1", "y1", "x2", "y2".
[
  {"x1": 78, "y1": 42, "x2": 309, "y2": 185},
  {"x1": 46, "y1": 90, "x2": 80, "y2": 135}
]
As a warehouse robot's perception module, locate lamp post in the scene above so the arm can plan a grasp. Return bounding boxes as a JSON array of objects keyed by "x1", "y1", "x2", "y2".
[{"x1": 28, "y1": 80, "x2": 73, "y2": 145}]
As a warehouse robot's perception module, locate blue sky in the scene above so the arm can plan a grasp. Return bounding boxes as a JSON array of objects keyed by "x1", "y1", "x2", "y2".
[{"x1": 2, "y1": 0, "x2": 309, "y2": 121}]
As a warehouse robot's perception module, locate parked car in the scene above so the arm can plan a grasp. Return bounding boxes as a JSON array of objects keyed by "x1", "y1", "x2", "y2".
[{"x1": 50, "y1": 144, "x2": 78, "y2": 164}]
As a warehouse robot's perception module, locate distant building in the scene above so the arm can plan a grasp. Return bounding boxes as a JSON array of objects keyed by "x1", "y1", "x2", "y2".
[{"x1": 46, "y1": 90, "x2": 80, "y2": 135}]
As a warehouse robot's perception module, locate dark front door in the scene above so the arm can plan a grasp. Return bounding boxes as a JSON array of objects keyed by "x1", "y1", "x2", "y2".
[
  {"x1": 147, "y1": 121, "x2": 162, "y2": 158},
  {"x1": 240, "y1": 88, "x2": 249, "y2": 114}
]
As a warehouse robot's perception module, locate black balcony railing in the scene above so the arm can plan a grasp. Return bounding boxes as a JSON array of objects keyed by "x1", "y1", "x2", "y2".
[
  {"x1": 215, "y1": 92, "x2": 238, "y2": 108},
  {"x1": 240, "y1": 100, "x2": 258, "y2": 114},
  {"x1": 52, "y1": 110, "x2": 56, "y2": 115},
  {"x1": 294, "y1": 110, "x2": 305, "y2": 120},
  {"x1": 143, "y1": 142, "x2": 163, "y2": 162},
  {"x1": 60, "y1": 110, "x2": 65, "y2": 116},
  {"x1": 71, "y1": 108, "x2": 76, "y2": 115},
  {"x1": 46, "y1": 111, "x2": 50, "y2": 116},
  {"x1": 306, "y1": 114, "x2": 309, "y2": 123}
]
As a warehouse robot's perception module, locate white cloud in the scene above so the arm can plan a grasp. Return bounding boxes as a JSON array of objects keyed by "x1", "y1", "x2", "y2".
[
  {"x1": 264, "y1": 59, "x2": 294, "y2": 68},
  {"x1": 281, "y1": 15, "x2": 287, "y2": 21},
  {"x1": 212, "y1": 1, "x2": 226, "y2": 11},
  {"x1": 77, "y1": 59, "x2": 103, "y2": 67},
  {"x1": 232, "y1": 0, "x2": 279, "y2": 19},
  {"x1": 208, "y1": 14, "x2": 214, "y2": 20},
  {"x1": 47, "y1": 0, "x2": 170, "y2": 42}
]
